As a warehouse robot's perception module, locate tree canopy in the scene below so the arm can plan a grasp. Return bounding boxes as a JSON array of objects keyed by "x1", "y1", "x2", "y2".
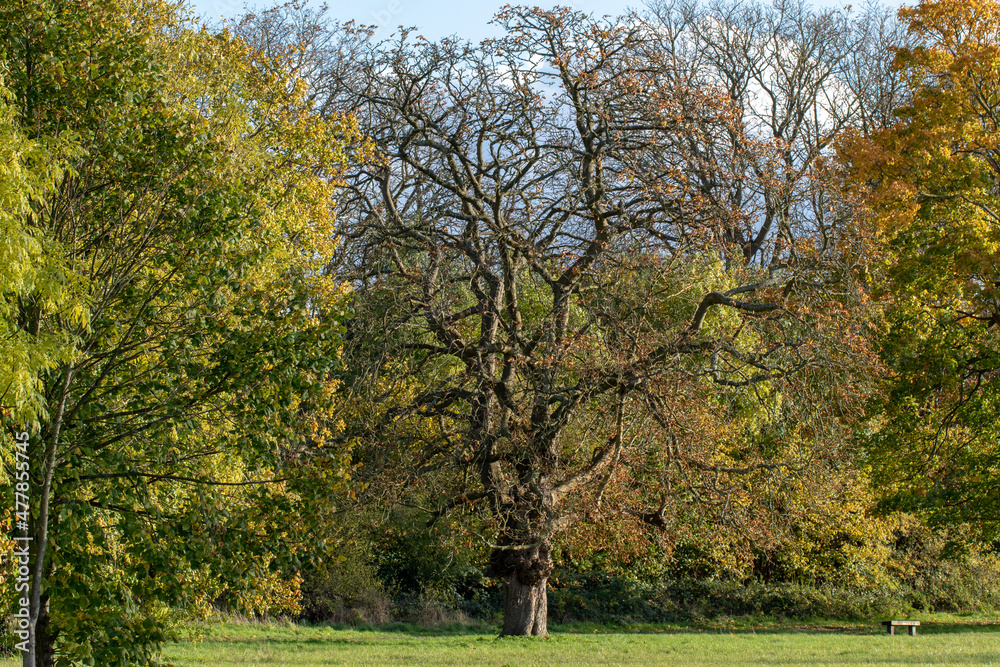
[
  {"x1": 6, "y1": 0, "x2": 1000, "y2": 659},
  {"x1": 842, "y1": 0, "x2": 1000, "y2": 539},
  {"x1": 0, "y1": 0, "x2": 362, "y2": 663}
]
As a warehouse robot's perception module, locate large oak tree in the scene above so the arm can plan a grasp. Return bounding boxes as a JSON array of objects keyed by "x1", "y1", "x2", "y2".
[{"x1": 258, "y1": 3, "x2": 878, "y2": 635}]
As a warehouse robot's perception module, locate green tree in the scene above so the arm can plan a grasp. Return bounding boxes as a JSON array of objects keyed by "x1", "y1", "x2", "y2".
[
  {"x1": 0, "y1": 67, "x2": 84, "y2": 661},
  {"x1": 0, "y1": 72, "x2": 82, "y2": 430},
  {"x1": 0, "y1": 0, "x2": 361, "y2": 663},
  {"x1": 842, "y1": 0, "x2": 1000, "y2": 539}
]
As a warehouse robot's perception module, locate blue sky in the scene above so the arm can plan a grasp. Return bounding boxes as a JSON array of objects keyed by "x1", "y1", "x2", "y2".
[{"x1": 185, "y1": 0, "x2": 882, "y2": 42}]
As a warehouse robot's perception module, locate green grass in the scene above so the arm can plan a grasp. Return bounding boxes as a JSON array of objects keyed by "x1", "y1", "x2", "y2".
[
  {"x1": 3, "y1": 617, "x2": 999, "y2": 665},
  {"x1": 162, "y1": 616, "x2": 1000, "y2": 666}
]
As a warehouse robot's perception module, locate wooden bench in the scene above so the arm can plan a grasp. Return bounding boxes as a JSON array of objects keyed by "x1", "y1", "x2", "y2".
[{"x1": 883, "y1": 620, "x2": 920, "y2": 636}]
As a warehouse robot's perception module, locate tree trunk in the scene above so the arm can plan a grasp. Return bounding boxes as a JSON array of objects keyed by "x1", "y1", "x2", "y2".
[
  {"x1": 34, "y1": 598, "x2": 55, "y2": 667},
  {"x1": 22, "y1": 595, "x2": 55, "y2": 667},
  {"x1": 493, "y1": 539, "x2": 553, "y2": 637},
  {"x1": 25, "y1": 367, "x2": 73, "y2": 667},
  {"x1": 501, "y1": 571, "x2": 548, "y2": 636}
]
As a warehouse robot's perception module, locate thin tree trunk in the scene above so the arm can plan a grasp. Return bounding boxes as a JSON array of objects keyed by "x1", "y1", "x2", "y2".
[
  {"x1": 501, "y1": 571, "x2": 548, "y2": 636},
  {"x1": 25, "y1": 366, "x2": 73, "y2": 667},
  {"x1": 34, "y1": 597, "x2": 55, "y2": 667}
]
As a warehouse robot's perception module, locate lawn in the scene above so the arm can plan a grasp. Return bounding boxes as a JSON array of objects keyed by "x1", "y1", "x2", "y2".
[{"x1": 4, "y1": 618, "x2": 999, "y2": 665}]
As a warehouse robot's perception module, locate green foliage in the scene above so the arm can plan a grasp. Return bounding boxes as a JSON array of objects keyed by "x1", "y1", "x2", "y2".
[
  {"x1": 884, "y1": 519, "x2": 1000, "y2": 613},
  {"x1": 546, "y1": 515, "x2": 1000, "y2": 626},
  {"x1": 0, "y1": 0, "x2": 362, "y2": 663},
  {"x1": 549, "y1": 575, "x2": 903, "y2": 624},
  {"x1": 291, "y1": 497, "x2": 1000, "y2": 629},
  {"x1": 297, "y1": 518, "x2": 392, "y2": 626},
  {"x1": 370, "y1": 512, "x2": 496, "y2": 620},
  {"x1": 300, "y1": 553, "x2": 390, "y2": 626},
  {"x1": 295, "y1": 510, "x2": 499, "y2": 626},
  {"x1": 0, "y1": 71, "x2": 82, "y2": 429},
  {"x1": 842, "y1": 0, "x2": 1000, "y2": 540}
]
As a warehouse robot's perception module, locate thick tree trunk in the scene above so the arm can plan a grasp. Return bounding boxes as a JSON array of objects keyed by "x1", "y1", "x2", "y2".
[
  {"x1": 501, "y1": 571, "x2": 548, "y2": 636},
  {"x1": 493, "y1": 539, "x2": 553, "y2": 637}
]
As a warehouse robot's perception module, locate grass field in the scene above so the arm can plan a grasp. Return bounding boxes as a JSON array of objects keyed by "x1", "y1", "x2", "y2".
[{"x1": 4, "y1": 617, "x2": 999, "y2": 665}]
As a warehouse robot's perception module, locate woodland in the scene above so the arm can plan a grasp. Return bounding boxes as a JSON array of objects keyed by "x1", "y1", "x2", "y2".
[{"x1": 2, "y1": 0, "x2": 1000, "y2": 664}]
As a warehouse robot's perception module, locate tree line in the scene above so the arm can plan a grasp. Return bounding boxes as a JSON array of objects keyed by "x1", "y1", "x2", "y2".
[{"x1": 1, "y1": 0, "x2": 999, "y2": 663}]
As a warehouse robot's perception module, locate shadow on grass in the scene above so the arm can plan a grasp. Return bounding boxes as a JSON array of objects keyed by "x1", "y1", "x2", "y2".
[
  {"x1": 548, "y1": 619, "x2": 1000, "y2": 636},
  {"x1": 182, "y1": 618, "x2": 1000, "y2": 643}
]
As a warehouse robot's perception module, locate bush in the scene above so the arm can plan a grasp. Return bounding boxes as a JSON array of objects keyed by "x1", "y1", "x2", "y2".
[
  {"x1": 296, "y1": 507, "x2": 1000, "y2": 627},
  {"x1": 298, "y1": 511, "x2": 501, "y2": 625},
  {"x1": 547, "y1": 515, "x2": 1000, "y2": 625},
  {"x1": 299, "y1": 543, "x2": 392, "y2": 625},
  {"x1": 368, "y1": 511, "x2": 500, "y2": 621},
  {"x1": 0, "y1": 615, "x2": 14, "y2": 657},
  {"x1": 888, "y1": 519, "x2": 1000, "y2": 612},
  {"x1": 549, "y1": 572, "x2": 904, "y2": 624}
]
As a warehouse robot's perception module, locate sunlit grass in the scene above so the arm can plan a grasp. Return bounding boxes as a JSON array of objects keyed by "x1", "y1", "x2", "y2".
[
  {"x1": 2, "y1": 615, "x2": 998, "y2": 666},
  {"x1": 159, "y1": 616, "x2": 1000, "y2": 666}
]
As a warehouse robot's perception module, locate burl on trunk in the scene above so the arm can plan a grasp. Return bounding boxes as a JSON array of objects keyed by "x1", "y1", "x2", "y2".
[{"x1": 491, "y1": 539, "x2": 553, "y2": 636}]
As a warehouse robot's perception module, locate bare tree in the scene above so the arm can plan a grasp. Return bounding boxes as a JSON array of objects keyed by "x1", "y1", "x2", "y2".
[
  {"x1": 841, "y1": 2, "x2": 911, "y2": 137},
  {"x1": 647, "y1": 0, "x2": 907, "y2": 267}
]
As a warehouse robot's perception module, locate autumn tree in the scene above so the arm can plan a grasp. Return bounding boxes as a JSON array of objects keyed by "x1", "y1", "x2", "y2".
[
  {"x1": 603, "y1": 0, "x2": 905, "y2": 570},
  {"x1": 234, "y1": 0, "x2": 886, "y2": 636},
  {"x1": 0, "y1": 0, "x2": 361, "y2": 663},
  {"x1": 842, "y1": 0, "x2": 1000, "y2": 539}
]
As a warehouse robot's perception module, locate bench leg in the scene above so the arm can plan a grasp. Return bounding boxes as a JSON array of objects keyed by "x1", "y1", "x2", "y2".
[
  {"x1": 909, "y1": 626, "x2": 916, "y2": 636},
  {"x1": 886, "y1": 626, "x2": 894, "y2": 635}
]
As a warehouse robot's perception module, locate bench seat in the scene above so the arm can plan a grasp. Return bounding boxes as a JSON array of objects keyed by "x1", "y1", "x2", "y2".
[{"x1": 883, "y1": 620, "x2": 920, "y2": 636}]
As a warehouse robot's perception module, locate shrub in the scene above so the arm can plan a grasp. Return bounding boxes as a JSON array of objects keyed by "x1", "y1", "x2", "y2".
[{"x1": 299, "y1": 542, "x2": 392, "y2": 624}]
